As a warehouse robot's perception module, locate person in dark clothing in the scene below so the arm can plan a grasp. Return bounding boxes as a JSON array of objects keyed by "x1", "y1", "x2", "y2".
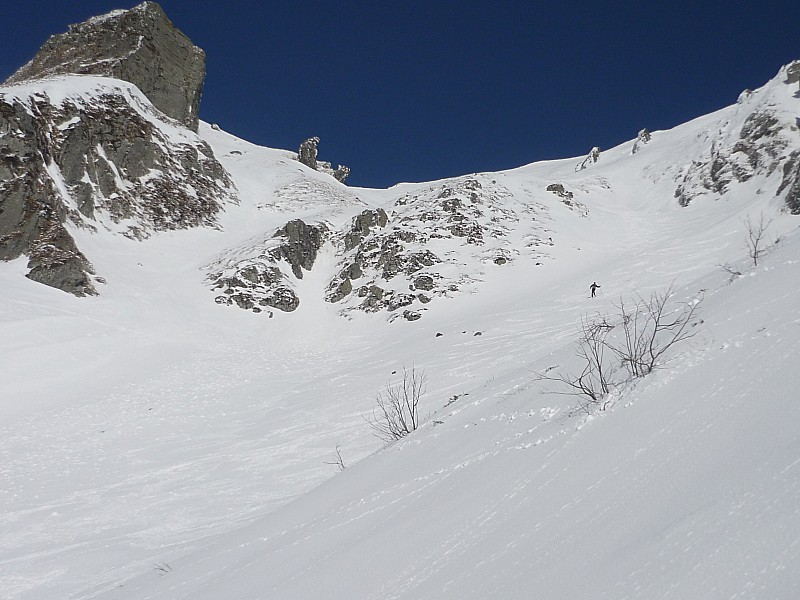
[{"x1": 590, "y1": 282, "x2": 601, "y2": 297}]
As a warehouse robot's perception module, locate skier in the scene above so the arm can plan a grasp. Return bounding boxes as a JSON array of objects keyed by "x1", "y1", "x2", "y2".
[{"x1": 590, "y1": 281, "x2": 601, "y2": 297}]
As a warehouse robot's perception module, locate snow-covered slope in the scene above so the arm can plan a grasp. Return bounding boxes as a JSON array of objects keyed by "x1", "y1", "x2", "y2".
[{"x1": 1, "y1": 64, "x2": 799, "y2": 599}]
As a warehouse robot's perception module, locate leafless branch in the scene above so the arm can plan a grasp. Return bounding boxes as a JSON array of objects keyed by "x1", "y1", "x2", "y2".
[
  {"x1": 324, "y1": 443, "x2": 346, "y2": 471},
  {"x1": 744, "y1": 213, "x2": 773, "y2": 267},
  {"x1": 365, "y1": 366, "x2": 427, "y2": 443}
]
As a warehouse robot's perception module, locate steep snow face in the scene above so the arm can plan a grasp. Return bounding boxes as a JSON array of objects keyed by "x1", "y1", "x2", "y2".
[
  {"x1": 101, "y1": 234, "x2": 800, "y2": 600},
  {"x1": 0, "y1": 65, "x2": 798, "y2": 600}
]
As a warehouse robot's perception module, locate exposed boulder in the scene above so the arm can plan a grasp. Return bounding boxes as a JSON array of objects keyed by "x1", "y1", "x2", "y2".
[
  {"x1": 345, "y1": 208, "x2": 388, "y2": 251},
  {"x1": 297, "y1": 136, "x2": 320, "y2": 170},
  {"x1": 546, "y1": 183, "x2": 587, "y2": 213},
  {"x1": 546, "y1": 183, "x2": 574, "y2": 204},
  {"x1": 272, "y1": 219, "x2": 327, "y2": 279},
  {"x1": 5, "y1": 2, "x2": 205, "y2": 131}
]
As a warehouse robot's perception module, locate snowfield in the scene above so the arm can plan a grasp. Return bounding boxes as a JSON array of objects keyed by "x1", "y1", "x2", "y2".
[{"x1": 1, "y1": 64, "x2": 799, "y2": 599}]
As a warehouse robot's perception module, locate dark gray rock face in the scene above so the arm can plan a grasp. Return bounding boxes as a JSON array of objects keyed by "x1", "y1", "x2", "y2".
[
  {"x1": 778, "y1": 151, "x2": 800, "y2": 214},
  {"x1": 297, "y1": 137, "x2": 319, "y2": 170},
  {"x1": 272, "y1": 219, "x2": 327, "y2": 279},
  {"x1": 5, "y1": 2, "x2": 205, "y2": 131},
  {"x1": 0, "y1": 81, "x2": 235, "y2": 295},
  {"x1": 0, "y1": 134, "x2": 97, "y2": 295},
  {"x1": 207, "y1": 219, "x2": 328, "y2": 313},
  {"x1": 344, "y1": 208, "x2": 388, "y2": 251}
]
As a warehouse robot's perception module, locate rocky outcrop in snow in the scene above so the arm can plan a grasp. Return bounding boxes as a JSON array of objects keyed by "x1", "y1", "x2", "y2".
[
  {"x1": 296, "y1": 136, "x2": 350, "y2": 183},
  {"x1": 675, "y1": 109, "x2": 790, "y2": 207},
  {"x1": 4, "y1": 2, "x2": 205, "y2": 132},
  {"x1": 631, "y1": 128, "x2": 651, "y2": 154},
  {"x1": 575, "y1": 146, "x2": 601, "y2": 171},
  {"x1": 674, "y1": 63, "x2": 800, "y2": 212},
  {"x1": 778, "y1": 151, "x2": 800, "y2": 214},
  {"x1": 297, "y1": 137, "x2": 320, "y2": 170},
  {"x1": 786, "y1": 60, "x2": 800, "y2": 86},
  {"x1": 324, "y1": 176, "x2": 556, "y2": 320},
  {"x1": 207, "y1": 219, "x2": 328, "y2": 313},
  {"x1": 0, "y1": 78, "x2": 235, "y2": 295}
]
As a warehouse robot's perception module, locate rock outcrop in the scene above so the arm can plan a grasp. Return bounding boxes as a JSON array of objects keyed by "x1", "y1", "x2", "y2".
[
  {"x1": 5, "y1": 2, "x2": 205, "y2": 131},
  {"x1": 324, "y1": 176, "x2": 556, "y2": 320},
  {"x1": 0, "y1": 3, "x2": 234, "y2": 296},
  {"x1": 207, "y1": 219, "x2": 328, "y2": 314},
  {"x1": 575, "y1": 146, "x2": 601, "y2": 171},
  {"x1": 674, "y1": 109, "x2": 789, "y2": 207},
  {"x1": 631, "y1": 128, "x2": 651, "y2": 154},
  {"x1": 674, "y1": 63, "x2": 800, "y2": 212},
  {"x1": 778, "y1": 151, "x2": 800, "y2": 214},
  {"x1": 0, "y1": 78, "x2": 235, "y2": 295},
  {"x1": 785, "y1": 60, "x2": 800, "y2": 85},
  {"x1": 296, "y1": 136, "x2": 350, "y2": 183},
  {"x1": 298, "y1": 137, "x2": 320, "y2": 170}
]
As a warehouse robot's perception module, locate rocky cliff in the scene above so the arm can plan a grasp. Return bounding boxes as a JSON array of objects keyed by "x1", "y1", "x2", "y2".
[
  {"x1": 4, "y1": 2, "x2": 205, "y2": 132},
  {"x1": 0, "y1": 4, "x2": 234, "y2": 296},
  {"x1": 0, "y1": 78, "x2": 235, "y2": 295}
]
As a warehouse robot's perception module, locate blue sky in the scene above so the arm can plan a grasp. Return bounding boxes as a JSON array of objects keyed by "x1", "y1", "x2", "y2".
[{"x1": 2, "y1": 1, "x2": 798, "y2": 188}]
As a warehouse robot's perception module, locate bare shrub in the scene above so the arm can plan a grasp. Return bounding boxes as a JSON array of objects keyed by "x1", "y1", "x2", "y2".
[
  {"x1": 718, "y1": 263, "x2": 742, "y2": 282},
  {"x1": 744, "y1": 213, "x2": 773, "y2": 267},
  {"x1": 537, "y1": 287, "x2": 702, "y2": 414},
  {"x1": 535, "y1": 315, "x2": 619, "y2": 413},
  {"x1": 366, "y1": 366, "x2": 427, "y2": 443},
  {"x1": 612, "y1": 285, "x2": 701, "y2": 378}
]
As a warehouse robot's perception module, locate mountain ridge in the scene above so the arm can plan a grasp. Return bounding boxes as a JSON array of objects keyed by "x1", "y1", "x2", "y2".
[{"x1": 1, "y1": 4, "x2": 799, "y2": 599}]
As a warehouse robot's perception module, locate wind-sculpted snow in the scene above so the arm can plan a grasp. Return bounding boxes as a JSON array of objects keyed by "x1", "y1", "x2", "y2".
[{"x1": 266, "y1": 177, "x2": 365, "y2": 213}]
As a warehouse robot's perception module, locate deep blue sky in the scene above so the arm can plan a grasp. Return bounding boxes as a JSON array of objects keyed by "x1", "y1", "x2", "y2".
[{"x1": 2, "y1": 1, "x2": 798, "y2": 188}]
